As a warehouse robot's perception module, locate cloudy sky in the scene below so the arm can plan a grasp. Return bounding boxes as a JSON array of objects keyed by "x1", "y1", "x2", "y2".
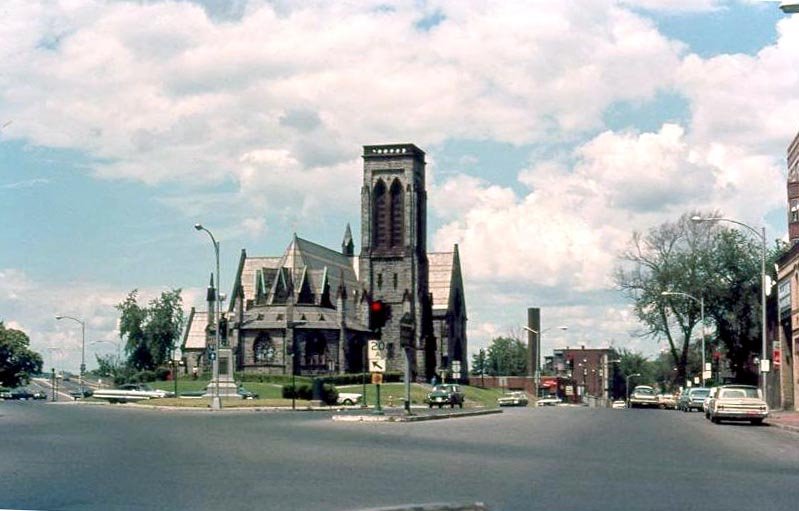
[{"x1": 1, "y1": 0, "x2": 797, "y2": 372}]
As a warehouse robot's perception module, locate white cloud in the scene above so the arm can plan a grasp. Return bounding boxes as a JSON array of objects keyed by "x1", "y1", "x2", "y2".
[
  {"x1": 0, "y1": 268, "x2": 204, "y2": 372},
  {"x1": 620, "y1": 0, "x2": 724, "y2": 12}
]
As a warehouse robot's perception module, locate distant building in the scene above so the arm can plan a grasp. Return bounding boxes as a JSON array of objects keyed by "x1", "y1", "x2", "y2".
[
  {"x1": 772, "y1": 129, "x2": 799, "y2": 412},
  {"x1": 544, "y1": 346, "x2": 617, "y2": 401},
  {"x1": 182, "y1": 144, "x2": 468, "y2": 382}
]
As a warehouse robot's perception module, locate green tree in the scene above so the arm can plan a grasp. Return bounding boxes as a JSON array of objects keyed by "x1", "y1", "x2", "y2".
[
  {"x1": 470, "y1": 348, "x2": 488, "y2": 376},
  {"x1": 614, "y1": 211, "x2": 780, "y2": 384},
  {"x1": 0, "y1": 322, "x2": 43, "y2": 388},
  {"x1": 484, "y1": 336, "x2": 527, "y2": 376},
  {"x1": 117, "y1": 289, "x2": 184, "y2": 371}
]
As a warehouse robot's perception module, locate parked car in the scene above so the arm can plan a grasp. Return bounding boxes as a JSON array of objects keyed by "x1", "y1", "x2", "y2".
[
  {"x1": 425, "y1": 384, "x2": 464, "y2": 408},
  {"x1": 681, "y1": 387, "x2": 710, "y2": 412},
  {"x1": 92, "y1": 383, "x2": 173, "y2": 403},
  {"x1": 238, "y1": 386, "x2": 259, "y2": 400},
  {"x1": 612, "y1": 400, "x2": 627, "y2": 409},
  {"x1": 336, "y1": 392, "x2": 363, "y2": 406},
  {"x1": 7, "y1": 388, "x2": 35, "y2": 400},
  {"x1": 704, "y1": 387, "x2": 720, "y2": 419},
  {"x1": 69, "y1": 388, "x2": 94, "y2": 399},
  {"x1": 498, "y1": 391, "x2": 529, "y2": 407},
  {"x1": 657, "y1": 393, "x2": 677, "y2": 409},
  {"x1": 708, "y1": 385, "x2": 768, "y2": 425},
  {"x1": 629, "y1": 385, "x2": 658, "y2": 408},
  {"x1": 32, "y1": 390, "x2": 48, "y2": 400},
  {"x1": 535, "y1": 396, "x2": 561, "y2": 407},
  {"x1": 1, "y1": 387, "x2": 13, "y2": 399}
]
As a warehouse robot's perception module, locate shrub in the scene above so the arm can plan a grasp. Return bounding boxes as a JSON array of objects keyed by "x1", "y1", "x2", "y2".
[
  {"x1": 132, "y1": 370, "x2": 156, "y2": 383},
  {"x1": 154, "y1": 367, "x2": 171, "y2": 381}
]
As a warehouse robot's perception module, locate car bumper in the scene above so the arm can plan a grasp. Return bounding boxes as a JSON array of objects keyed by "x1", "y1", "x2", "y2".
[
  {"x1": 629, "y1": 400, "x2": 658, "y2": 407},
  {"x1": 714, "y1": 409, "x2": 768, "y2": 420}
]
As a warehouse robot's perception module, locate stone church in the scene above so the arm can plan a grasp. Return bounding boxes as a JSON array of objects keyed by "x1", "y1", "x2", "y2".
[{"x1": 182, "y1": 143, "x2": 468, "y2": 382}]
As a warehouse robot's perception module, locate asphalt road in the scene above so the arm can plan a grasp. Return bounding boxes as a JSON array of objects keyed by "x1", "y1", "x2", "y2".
[{"x1": 2, "y1": 402, "x2": 799, "y2": 511}]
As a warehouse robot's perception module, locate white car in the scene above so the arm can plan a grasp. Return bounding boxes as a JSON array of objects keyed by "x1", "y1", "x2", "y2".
[
  {"x1": 498, "y1": 392, "x2": 529, "y2": 407},
  {"x1": 612, "y1": 400, "x2": 627, "y2": 409},
  {"x1": 535, "y1": 396, "x2": 561, "y2": 407},
  {"x1": 336, "y1": 392, "x2": 363, "y2": 406},
  {"x1": 92, "y1": 383, "x2": 174, "y2": 403},
  {"x1": 708, "y1": 385, "x2": 768, "y2": 425}
]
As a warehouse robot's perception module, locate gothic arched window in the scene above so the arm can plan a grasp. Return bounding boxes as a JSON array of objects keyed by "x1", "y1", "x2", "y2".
[
  {"x1": 253, "y1": 334, "x2": 275, "y2": 363},
  {"x1": 389, "y1": 178, "x2": 404, "y2": 248},
  {"x1": 373, "y1": 179, "x2": 389, "y2": 249}
]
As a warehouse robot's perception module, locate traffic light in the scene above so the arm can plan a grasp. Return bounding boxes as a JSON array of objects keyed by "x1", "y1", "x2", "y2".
[{"x1": 369, "y1": 300, "x2": 390, "y2": 331}]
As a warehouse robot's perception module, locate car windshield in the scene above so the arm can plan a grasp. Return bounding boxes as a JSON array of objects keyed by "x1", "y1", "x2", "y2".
[
  {"x1": 691, "y1": 389, "x2": 710, "y2": 397},
  {"x1": 721, "y1": 388, "x2": 760, "y2": 399},
  {"x1": 432, "y1": 385, "x2": 451, "y2": 392},
  {"x1": 635, "y1": 388, "x2": 654, "y2": 395}
]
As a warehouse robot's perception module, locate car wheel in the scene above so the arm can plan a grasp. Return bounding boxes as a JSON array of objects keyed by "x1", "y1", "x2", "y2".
[
  {"x1": 711, "y1": 416, "x2": 720, "y2": 424},
  {"x1": 750, "y1": 419, "x2": 763, "y2": 426},
  {"x1": 428, "y1": 404, "x2": 433, "y2": 408},
  {"x1": 438, "y1": 404, "x2": 443, "y2": 409},
  {"x1": 459, "y1": 402, "x2": 463, "y2": 409},
  {"x1": 342, "y1": 399, "x2": 353, "y2": 406}
]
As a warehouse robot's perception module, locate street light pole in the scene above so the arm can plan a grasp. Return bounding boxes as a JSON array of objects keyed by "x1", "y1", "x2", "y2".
[
  {"x1": 692, "y1": 216, "x2": 767, "y2": 401},
  {"x1": 661, "y1": 291, "x2": 706, "y2": 385},
  {"x1": 522, "y1": 325, "x2": 567, "y2": 397},
  {"x1": 195, "y1": 223, "x2": 222, "y2": 410},
  {"x1": 55, "y1": 315, "x2": 85, "y2": 396}
]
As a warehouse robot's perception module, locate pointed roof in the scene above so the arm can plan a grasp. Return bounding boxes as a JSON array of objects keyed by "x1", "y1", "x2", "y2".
[
  {"x1": 342, "y1": 223, "x2": 354, "y2": 248},
  {"x1": 233, "y1": 235, "x2": 359, "y2": 307},
  {"x1": 182, "y1": 308, "x2": 209, "y2": 350},
  {"x1": 429, "y1": 244, "x2": 465, "y2": 313}
]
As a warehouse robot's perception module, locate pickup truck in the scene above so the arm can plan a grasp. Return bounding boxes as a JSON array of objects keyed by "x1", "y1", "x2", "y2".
[{"x1": 92, "y1": 383, "x2": 174, "y2": 403}]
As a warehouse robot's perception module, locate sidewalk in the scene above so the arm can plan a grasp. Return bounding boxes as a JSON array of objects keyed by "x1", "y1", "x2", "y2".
[{"x1": 767, "y1": 411, "x2": 799, "y2": 434}]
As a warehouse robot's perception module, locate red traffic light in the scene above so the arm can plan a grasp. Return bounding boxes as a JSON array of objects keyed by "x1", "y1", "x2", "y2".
[{"x1": 369, "y1": 299, "x2": 390, "y2": 331}]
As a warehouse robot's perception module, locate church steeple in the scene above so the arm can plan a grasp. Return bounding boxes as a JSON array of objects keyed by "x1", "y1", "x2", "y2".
[{"x1": 342, "y1": 223, "x2": 354, "y2": 256}]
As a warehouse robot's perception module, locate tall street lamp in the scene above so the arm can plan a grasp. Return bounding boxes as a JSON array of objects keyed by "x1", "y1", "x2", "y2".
[
  {"x1": 661, "y1": 291, "x2": 706, "y2": 385},
  {"x1": 691, "y1": 215, "x2": 767, "y2": 400},
  {"x1": 55, "y1": 315, "x2": 86, "y2": 396},
  {"x1": 195, "y1": 223, "x2": 222, "y2": 410},
  {"x1": 522, "y1": 325, "x2": 568, "y2": 396},
  {"x1": 626, "y1": 372, "x2": 641, "y2": 405},
  {"x1": 780, "y1": 2, "x2": 799, "y2": 13}
]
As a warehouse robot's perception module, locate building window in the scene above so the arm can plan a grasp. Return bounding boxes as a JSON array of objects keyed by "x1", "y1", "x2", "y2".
[
  {"x1": 377, "y1": 273, "x2": 383, "y2": 289},
  {"x1": 253, "y1": 334, "x2": 275, "y2": 363},
  {"x1": 389, "y1": 179, "x2": 404, "y2": 248},
  {"x1": 393, "y1": 273, "x2": 398, "y2": 289},
  {"x1": 373, "y1": 179, "x2": 389, "y2": 249},
  {"x1": 388, "y1": 342, "x2": 395, "y2": 359}
]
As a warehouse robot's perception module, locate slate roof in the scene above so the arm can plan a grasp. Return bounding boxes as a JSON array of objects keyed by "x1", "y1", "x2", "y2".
[
  {"x1": 428, "y1": 251, "x2": 455, "y2": 312},
  {"x1": 182, "y1": 309, "x2": 208, "y2": 350}
]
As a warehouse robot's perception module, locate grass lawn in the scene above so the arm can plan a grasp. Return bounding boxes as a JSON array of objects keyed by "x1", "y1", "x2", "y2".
[
  {"x1": 141, "y1": 397, "x2": 316, "y2": 408},
  {"x1": 337, "y1": 383, "x2": 504, "y2": 408},
  {"x1": 142, "y1": 379, "x2": 505, "y2": 409}
]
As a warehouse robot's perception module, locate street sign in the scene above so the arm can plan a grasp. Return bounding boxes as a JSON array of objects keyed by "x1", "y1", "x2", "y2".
[
  {"x1": 702, "y1": 370, "x2": 712, "y2": 381},
  {"x1": 452, "y1": 361, "x2": 461, "y2": 374},
  {"x1": 371, "y1": 372, "x2": 383, "y2": 385},
  {"x1": 368, "y1": 339, "x2": 387, "y2": 373},
  {"x1": 704, "y1": 362, "x2": 712, "y2": 372},
  {"x1": 760, "y1": 359, "x2": 771, "y2": 373}
]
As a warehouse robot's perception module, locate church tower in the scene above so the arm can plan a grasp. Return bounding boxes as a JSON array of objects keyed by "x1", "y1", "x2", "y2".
[
  {"x1": 360, "y1": 144, "x2": 431, "y2": 378},
  {"x1": 788, "y1": 131, "x2": 799, "y2": 244}
]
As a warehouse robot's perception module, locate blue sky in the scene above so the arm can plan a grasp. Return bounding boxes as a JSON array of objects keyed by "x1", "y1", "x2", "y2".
[{"x1": 2, "y1": 0, "x2": 798, "y2": 371}]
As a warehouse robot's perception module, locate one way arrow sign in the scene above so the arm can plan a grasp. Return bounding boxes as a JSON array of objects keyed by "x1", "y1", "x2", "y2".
[{"x1": 368, "y1": 339, "x2": 386, "y2": 374}]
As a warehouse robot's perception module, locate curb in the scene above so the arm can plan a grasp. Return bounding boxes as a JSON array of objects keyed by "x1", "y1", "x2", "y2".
[
  {"x1": 767, "y1": 421, "x2": 799, "y2": 434},
  {"x1": 332, "y1": 408, "x2": 503, "y2": 422}
]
